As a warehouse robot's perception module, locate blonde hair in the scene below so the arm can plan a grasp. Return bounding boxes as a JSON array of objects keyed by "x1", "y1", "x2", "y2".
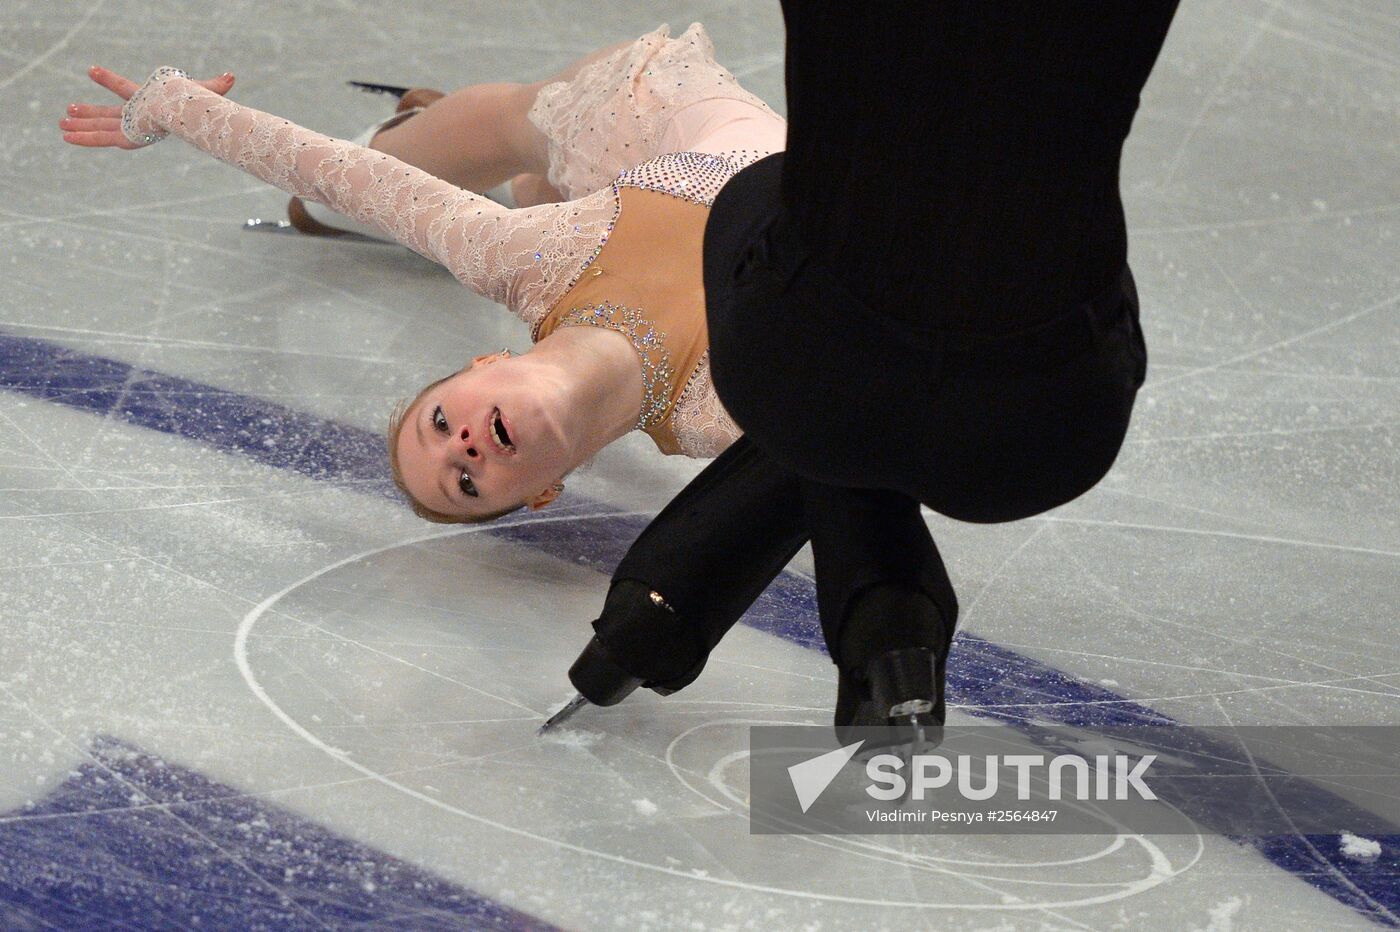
[{"x1": 385, "y1": 376, "x2": 526, "y2": 524}]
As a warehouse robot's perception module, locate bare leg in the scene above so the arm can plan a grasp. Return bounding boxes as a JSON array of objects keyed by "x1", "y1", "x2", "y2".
[
  {"x1": 509, "y1": 172, "x2": 565, "y2": 207},
  {"x1": 371, "y1": 82, "x2": 546, "y2": 192},
  {"x1": 371, "y1": 38, "x2": 634, "y2": 195}
]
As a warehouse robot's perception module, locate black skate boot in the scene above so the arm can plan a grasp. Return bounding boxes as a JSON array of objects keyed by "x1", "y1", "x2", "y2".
[
  {"x1": 833, "y1": 584, "x2": 953, "y2": 754},
  {"x1": 541, "y1": 436, "x2": 810, "y2": 732}
]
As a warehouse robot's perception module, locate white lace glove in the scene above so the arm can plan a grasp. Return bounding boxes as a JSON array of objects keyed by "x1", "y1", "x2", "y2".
[{"x1": 119, "y1": 66, "x2": 189, "y2": 146}]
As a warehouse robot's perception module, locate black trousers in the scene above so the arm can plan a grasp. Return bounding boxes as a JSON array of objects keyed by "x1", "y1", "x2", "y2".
[
  {"x1": 618, "y1": 2, "x2": 1176, "y2": 677},
  {"x1": 609, "y1": 434, "x2": 958, "y2": 674}
]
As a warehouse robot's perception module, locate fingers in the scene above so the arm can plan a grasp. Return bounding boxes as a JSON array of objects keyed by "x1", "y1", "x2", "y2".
[
  {"x1": 65, "y1": 102, "x2": 122, "y2": 119},
  {"x1": 197, "y1": 72, "x2": 235, "y2": 95},
  {"x1": 64, "y1": 66, "x2": 233, "y2": 149},
  {"x1": 61, "y1": 130, "x2": 139, "y2": 150},
  {"x1": 59, "y1": 116, "x2": 121, "y2": 133},
  {"x1": 87, "y1": 65, "x2": 139, "y2": 100},
  {"x1": 84, "y1": 65, "x2": 233, "y2": 98}
]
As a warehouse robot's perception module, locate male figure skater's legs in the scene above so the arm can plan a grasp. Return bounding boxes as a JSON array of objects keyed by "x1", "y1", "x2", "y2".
[{"x1": 581, "y1": 438, "x2": 958, "y2": 712}]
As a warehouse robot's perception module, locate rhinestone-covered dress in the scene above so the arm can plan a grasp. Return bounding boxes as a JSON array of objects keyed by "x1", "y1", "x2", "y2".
[{"x1": 120, "y1": 23, "x2": 784, "y2": 458}]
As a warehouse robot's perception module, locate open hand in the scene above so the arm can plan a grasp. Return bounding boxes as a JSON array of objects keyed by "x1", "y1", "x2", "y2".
[{"x1": 59, "y1": 65, "x2": 236, "y2": 149}]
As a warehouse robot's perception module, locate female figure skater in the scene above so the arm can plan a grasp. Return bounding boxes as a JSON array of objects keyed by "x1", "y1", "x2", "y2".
[{"x1": 60, "y1": 24, "x2": 784, "y2": 523}]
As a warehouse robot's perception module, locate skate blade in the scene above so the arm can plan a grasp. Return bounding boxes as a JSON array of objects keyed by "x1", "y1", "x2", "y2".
[
  {"x1": 244, "y1": 219, "x2": 384, "y2": 244},
  {"x1": 896, "y1": 721, "x2": 928, "y2": 805},
  {"x1": 538, "y1": 693, "x2": 589, "y2": 735},
  {"x1": 346, "y1": 81, "x2": 410, "y2": 98},
  {"x1": 243, "y1": 218, "x2": 295, "y2": 234}
]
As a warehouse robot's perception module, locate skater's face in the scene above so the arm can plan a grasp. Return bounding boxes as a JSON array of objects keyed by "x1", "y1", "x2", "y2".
[{"x1": 390, "y1": 352, "x2": 571, "y2": 522}]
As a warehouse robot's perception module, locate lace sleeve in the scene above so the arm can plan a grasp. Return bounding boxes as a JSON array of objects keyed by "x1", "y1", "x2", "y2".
[{"x1": 121, "y1": 70, "x2": 616, "y2": 329}]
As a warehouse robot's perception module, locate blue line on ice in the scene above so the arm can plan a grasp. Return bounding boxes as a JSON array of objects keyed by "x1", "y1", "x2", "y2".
[
  {"x1": 0, "y1": 736, "x2": 555, "y2": 929},
  {"x1": 2, "y1": 330, "x2": 1396, "y2": 924}
]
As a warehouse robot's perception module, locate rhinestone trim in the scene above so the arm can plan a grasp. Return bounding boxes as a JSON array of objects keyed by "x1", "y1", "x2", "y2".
[
  {"x1": 614, "y1": 150, "x2": 745, "y2": 208},
  {"x1": 120, "y1": 67, "x2": 189, "y2": 146},
  {"x1": 554, "y1": 301, "x2": 677, "y2": 431},
  {"x1": 675, "y1": 348, "x2": 710, "y2": 405},
  {"x1": 530, "y1": 183, "x2": 621, "y2": 342}
]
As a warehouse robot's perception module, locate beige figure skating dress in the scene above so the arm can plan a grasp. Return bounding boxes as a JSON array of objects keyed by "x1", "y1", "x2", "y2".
[{"x1": 122, "y1": 24, "x2": 787, "y2": 456}]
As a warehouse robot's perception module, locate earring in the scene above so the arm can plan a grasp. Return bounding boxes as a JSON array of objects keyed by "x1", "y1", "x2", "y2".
[
  {"x1": 552, "y1": 482, "x2": 564, "y2": 493},
  {"x1": 499, "y1": 348, "x2": 511, "y2": 358}
]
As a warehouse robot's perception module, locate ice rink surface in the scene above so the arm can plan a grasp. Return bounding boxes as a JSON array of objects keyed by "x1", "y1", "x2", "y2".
[{"x1": 1, "y1": 0, "x2": 1398, "y2": 928}]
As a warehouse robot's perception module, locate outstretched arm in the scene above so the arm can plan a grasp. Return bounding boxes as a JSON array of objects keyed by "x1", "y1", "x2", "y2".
[{"x1": 60, "y1": 66, "x2": 608, "y2": 318}]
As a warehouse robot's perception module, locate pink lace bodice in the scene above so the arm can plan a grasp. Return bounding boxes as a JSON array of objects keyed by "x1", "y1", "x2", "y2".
[{"x1": 122, "y1": 70, "x2": 769, "y2": 458}]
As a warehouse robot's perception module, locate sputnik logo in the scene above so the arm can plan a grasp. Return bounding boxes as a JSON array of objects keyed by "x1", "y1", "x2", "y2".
[{"x1": 787, "y1": 740, "x2": 865, "y2": 813}]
